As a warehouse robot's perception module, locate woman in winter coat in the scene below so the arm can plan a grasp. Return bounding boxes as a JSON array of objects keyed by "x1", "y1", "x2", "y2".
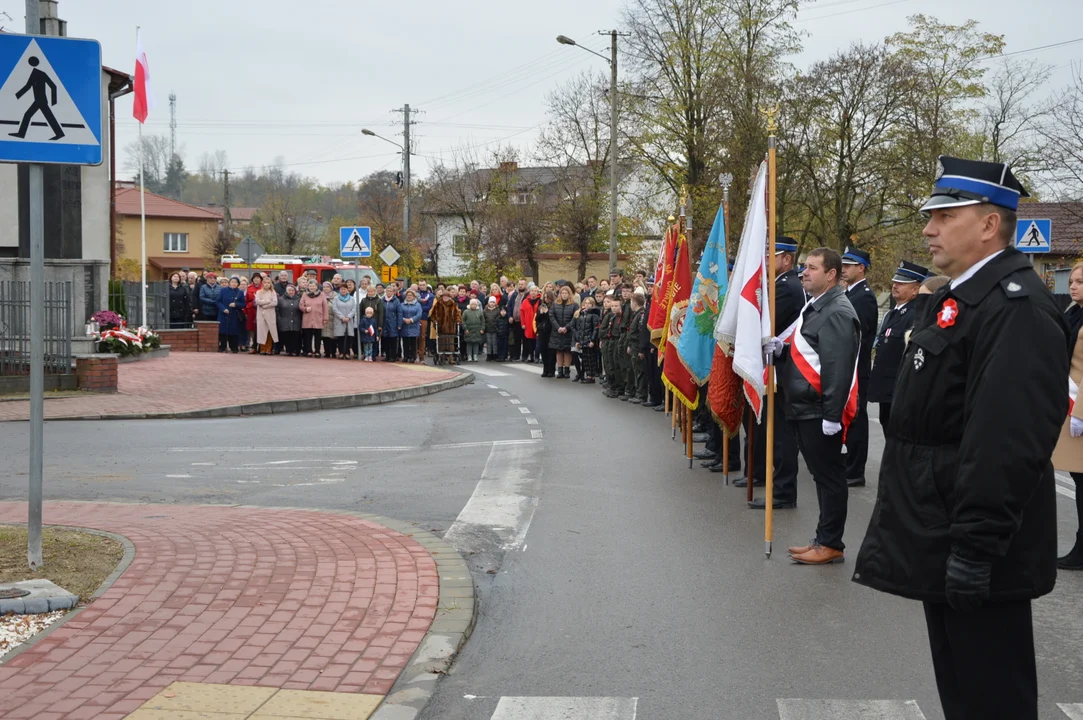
[
  {"x1": 320, "y1": 281, "x2": 337, "y2": 358},
  {"x1": 199, "y1": 273, "x2": 221, "y2": 321},
  {"x1": 536, "y1": 291, "x2": 555, "y2": 377},
  {"x1": 398, "y1": 289, "x2": 424, "y2": 363},
  {"x1": 215, "y1": 277, "x2": 246, "y2": 353},
  {"x1": 461, "y1": 298, "x2": 486, "y2": 362},
  {"x1": 548, "y1": 285, "x2": 577, "y2": 378},
  {"x1": 253, "y1": 277, "x2": 280, "y2": 355},
  {"x1": 277, "y1": 285, "x2": 304, "y2": 356},
  {"x1": 331, "y1": 285, "x2": 358, "y2": 359},
  {"x1": 244, "y1": 272, "x2": 261, "y2": 353},
  {"x1": 519, "y1": 285, "x2": 541, "y2": 363},
  {"x1": 483, "y1": 297, "x2": 509, "y2": 361},
  {"x1": 299, "y1": 282, "x2": 328, "y2": 357},
  {"x1": 428, "y1": 291, "x2": 461, "y2": 362},
  {"x1": 168, "y1": 272, "x2": 191, "y2": 329},
  {"x1": 381, "y1": 286, "x2": 403, "y2": 361},
  {"x1": 1053, "y1": 261, "x2": 1083, "y2": 570},
  {"x1": 185, "y1": 273, "x2": 200, "y2": 323}
]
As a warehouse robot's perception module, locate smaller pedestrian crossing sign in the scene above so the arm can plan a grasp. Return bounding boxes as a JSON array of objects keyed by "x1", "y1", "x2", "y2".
[
  {"x1": 340, "y1": 226, "x2": 371, "y2": 258},
  {"x1": 1016, "y1": 218, "x2": 1051, "y2": 254}
]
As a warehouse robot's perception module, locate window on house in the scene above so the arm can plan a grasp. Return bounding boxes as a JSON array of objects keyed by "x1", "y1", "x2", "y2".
[
  {"x1": 452, "y1": 234, "x2": 469, "y2": 258},
  {"x1": 164, "y1": 232, "x2": 189, "y2": 253},
  {"x1": 509, "y1": 192, "x2": 533, "y2": 205}
]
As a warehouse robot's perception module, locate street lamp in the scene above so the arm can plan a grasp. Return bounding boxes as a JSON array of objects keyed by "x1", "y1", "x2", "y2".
[
  {"x1": 557, "y1": 31, "x2": 621, "y2": 271},
  {"x1": 361, "y1": 128, "x2": 408, "y2": 251}
]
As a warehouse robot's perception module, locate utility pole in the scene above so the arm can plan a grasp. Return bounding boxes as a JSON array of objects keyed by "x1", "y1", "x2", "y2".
[
  {"x1": 607, "y1": 30, "x2": 618, "y2": 271},
  {"x1": 392, "y1": 104, "x2": 417, "y2": 246},
  {"x1": 221, "y1": 169, "x2": 232, "y2": 247},
  {"x1": 168, "y1": 92, "x2": 177, "y2": 159}
]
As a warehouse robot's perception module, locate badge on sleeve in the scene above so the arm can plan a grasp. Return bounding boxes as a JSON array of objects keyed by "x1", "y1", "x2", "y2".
[
  {"x1": 913, "y1": 347, "x2": 925, "y2": 371},
  {"x1": 937, "y1": 299, "x2": 959, "y2": 329}
]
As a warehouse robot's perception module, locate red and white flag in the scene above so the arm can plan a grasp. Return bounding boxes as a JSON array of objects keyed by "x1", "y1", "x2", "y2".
[
  {"x1": 133, "y1": 29, "x2": 156, "y2": 124},
  {"x1": 714, "y1": 161, "x2": 772, "y2": 422}
]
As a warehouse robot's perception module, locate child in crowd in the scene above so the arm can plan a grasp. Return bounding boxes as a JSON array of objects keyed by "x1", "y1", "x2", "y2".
[
  {"x1": 462, "y1": 299, "x2": 485, "y2": 362},
  {"x1": 574, "y1": 296, "x2": 601, "y2": 384},
  {"x1": 358, "y1": 306, "x2": 378, "y2": 361},
  {"x1": 483, "y1": 297, "x2": 509, "y2": 361}
]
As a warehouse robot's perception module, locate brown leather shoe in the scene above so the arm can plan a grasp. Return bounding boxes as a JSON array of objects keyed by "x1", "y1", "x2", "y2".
[
  {"x1": 788, "y1": 539, "x2": 816, "y2": 556},
  {"x1": 791, "y1": 546, "x2": 845, "y2": 565}
]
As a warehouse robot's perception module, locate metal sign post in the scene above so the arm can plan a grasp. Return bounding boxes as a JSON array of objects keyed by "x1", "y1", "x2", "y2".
[{"x1": 25, "y1": 0, "x2": 43, "y2": 570}]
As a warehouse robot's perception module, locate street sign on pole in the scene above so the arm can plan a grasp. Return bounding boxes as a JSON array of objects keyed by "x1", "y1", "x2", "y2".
[
  {"x1": 0, "y1": 34, "x2": 104, "y2": 165},
  {"x1": 1015, "y1": 218, "x2": 1051, "y2": 254},
  {"x1": 340, "y1": 226, "x2": 372, "y2": 258},
  {"x1": 234, "y1": 236, "x2": 265, "y2": 265},
  {"x1": 379, "y1": 244, "x2": 401, "y2": 266}
]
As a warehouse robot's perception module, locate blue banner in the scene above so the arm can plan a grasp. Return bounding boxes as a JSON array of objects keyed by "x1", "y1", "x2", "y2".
[{"x1": 675, "y1": 203, "x2": 728, "y2": 384}]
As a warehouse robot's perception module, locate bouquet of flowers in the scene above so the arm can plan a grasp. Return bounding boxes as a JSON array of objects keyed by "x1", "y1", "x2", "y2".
[
  {"x1": 89, "y1": 310, "x2": 125, "y2": 330},
  {"x1": 95, "y1": 326, "x2": 161, "y2": 356}
]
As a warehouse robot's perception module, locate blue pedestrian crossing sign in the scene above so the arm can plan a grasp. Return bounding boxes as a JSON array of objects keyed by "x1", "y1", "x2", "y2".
[
  {"x1": 0, "y1": 35, "x2": 103, "y2": 165},
  {"x1": 1015, "y1": 218, "x2": 1051, "y2": 254},
  {"x1": 340, "y1": 226, "x2": 372, "y2": 258}
]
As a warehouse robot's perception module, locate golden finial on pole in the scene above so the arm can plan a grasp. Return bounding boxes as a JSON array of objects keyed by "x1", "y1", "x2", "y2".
[
  {"x1": 679, "y1": 185, "x2": 688, "y2": 219},
  {"x1": 760, "y1": 105, "x2": 779, "y2": 135}
]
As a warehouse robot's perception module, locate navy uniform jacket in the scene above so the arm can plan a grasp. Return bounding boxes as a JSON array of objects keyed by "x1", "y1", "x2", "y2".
[
  {"x1": 854, "y1": 248, "x2": 1067, "y2": 603},
  {"x1": 774, "y1": 269, "x2": 806, "y2": 332},
  {"x1": 846, "y1": 279, "x2": 879, "y2": 386},
  {"x1": 867, "y1": 297, "x2": 924, "y2": 404}
]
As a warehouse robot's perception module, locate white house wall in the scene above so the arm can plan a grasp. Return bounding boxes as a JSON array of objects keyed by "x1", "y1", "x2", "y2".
[{"x1": 435, "y1": 215, "x2": 470, "y2": 278}]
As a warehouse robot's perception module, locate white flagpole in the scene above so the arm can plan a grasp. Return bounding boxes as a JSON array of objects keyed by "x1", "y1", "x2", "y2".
[{"x1": 139, "y1": 119, "x2": 147, "y2": 329}]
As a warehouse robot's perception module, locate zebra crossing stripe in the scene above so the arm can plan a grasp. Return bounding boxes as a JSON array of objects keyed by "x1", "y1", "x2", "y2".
[
  {"x1": 1059, "y1": 704, "x2": 1083, "y2": 720},
  {"x1": 490, "y1": 696, "x2": 637, "y2": 719},
  {"x1": 777, "y1": 699, "x2": 926, "y2": 720}
]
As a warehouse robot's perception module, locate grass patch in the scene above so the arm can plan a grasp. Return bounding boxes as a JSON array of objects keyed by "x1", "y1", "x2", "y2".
[{"x1": 0, "y1": 526, "x2": 124, "y2": 603}]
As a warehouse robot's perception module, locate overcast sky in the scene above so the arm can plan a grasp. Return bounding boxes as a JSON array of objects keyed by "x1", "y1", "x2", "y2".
[{"x1": 6, "y1": 0, "x2": 1082, "y2": 187}]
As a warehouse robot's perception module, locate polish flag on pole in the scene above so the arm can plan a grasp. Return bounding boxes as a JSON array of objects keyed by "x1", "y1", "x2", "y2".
[{"x1": 133, "y1": 29, "x2": 155, "y2": 123}]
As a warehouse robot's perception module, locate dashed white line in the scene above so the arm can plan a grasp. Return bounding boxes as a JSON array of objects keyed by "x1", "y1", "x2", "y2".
[
  {"x1": 165, "y1": 474, "x2": 191, "y2": 479},
  {"x1": 499, "y1": 391, "x2": 510, "y2": 397},
  {"x1": 491, "y1": 697, "x2": 638, "y2": 719},
  {"x1": 510, "y1": 399, "x2": 521, "y2": 405},
  {"x1": 488, "y1": 384, "x2": 499, "y2": 389},
  {"x1": 526, "y1": 417, "x2": 539, "y2": 425},
  {"x1": 531, "y1": 429, "x2": 544, "y2": 439},
  {"x1": 518, "y1": 407, "x2": 531, "y2": 414}
]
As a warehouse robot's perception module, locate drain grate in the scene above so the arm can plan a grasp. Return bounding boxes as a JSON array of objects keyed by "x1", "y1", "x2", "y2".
[{"x1": 0, "y1": 588, "x2": 30, "y2": 600}]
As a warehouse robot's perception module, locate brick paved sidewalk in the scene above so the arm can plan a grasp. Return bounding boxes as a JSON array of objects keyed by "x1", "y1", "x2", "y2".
[
  {"x1": 0, "y1": 502, "x2": 440, "y2": 719},
  {"x1": 0, "y1": 354, "x2": 464, "y2": 422}
]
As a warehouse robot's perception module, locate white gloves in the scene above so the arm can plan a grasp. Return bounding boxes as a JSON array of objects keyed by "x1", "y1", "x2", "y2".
[
  {"x1": 1072, "y1": 417, "x2": 1083, "y2": 438},
  {"x1": 763, "y1": 337, "x2": 785, "y2": 358},
  {"x1": 822, "y1": 420, "x2": 842, "y2": 436}
]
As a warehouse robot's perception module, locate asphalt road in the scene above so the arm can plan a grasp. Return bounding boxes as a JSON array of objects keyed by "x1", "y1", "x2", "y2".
[{"x1": 2, "y1": 364, "x2": 1082, "y2": 719}]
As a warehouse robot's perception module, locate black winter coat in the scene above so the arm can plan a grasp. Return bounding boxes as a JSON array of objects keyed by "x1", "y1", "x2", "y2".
[
  {"x1": 484, "y1": 307, "x2": 509, "y2": 336},
  {"x1": 867, "y1": 295, "x2": 926, "y2": 404},
  {"x1": 548, "y1": 301, "x2": 577, "y2": 351},
  {"x1": 168, "y1": 283, "x2": 191, "y2": 323},
  {"x1": 575, "y1": 307, "x2": 601, "y2": 349},
  {"x1": 854, "y1": 248, "x2": 1068, "y2": 603},
  {"x1": 777, "y1": 285, "x2": 860, "y2": 422},
  {"x1": 775, "y1": 269, "x2": 806, "y2": 331},
  {"x1": 846, "y1": 279, "x2": 879, "y2": 386}
]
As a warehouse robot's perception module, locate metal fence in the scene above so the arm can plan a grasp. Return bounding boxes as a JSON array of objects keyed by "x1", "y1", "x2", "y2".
[
  {"x1": 108, "y1": 280, "x2": 172, "y2": 330},
  {"x1": 0, "y1": 281, "x2": 73, "y2": 376}
]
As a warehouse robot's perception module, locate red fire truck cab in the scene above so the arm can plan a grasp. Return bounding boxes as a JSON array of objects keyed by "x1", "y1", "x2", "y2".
[{"x1": 220, "y1": 255, "x2": 379, "y2": 288}]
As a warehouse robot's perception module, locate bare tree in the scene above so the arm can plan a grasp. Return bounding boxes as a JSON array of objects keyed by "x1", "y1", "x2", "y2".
[
  {"x1": 977, "y1": 59, "x2": 1053, "y2": 176},
  {"x1": 1040, "y1": 65, "x2": 1083, "y2": 200},
  {"x1": 124, "y1": 133, "x2": 172, "y2": 192}
]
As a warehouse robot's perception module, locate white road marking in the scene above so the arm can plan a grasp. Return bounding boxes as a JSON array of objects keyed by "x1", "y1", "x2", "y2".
[
  {"x1": 458, "y1": 365, "x2": 510, "y2": 377},
  {"x1": 518, "y1": 407, "x2": 531, "y2": 414},
  {"x1": 490, "y1": 697, "x2": 637, "y2": 719},
  {"x1": 165, "y1": 474, "x2": 191, "y2": 479},
  {"x1": 510, "y1": 399, "x2": 521, "y2": 404},
  {"x1": 777, "y1": 699, "x2": 926, "y2": 720},
  {"x1": 168, "y1": 440, "x2": 540, "y2": 453},
  {"x1": 1059, "y1": 704, "x2": 1083, "y2": 719},
  {"x1": 190, "y1": 462, "x2": 215, "y2": 466},
  {"x1": 488, "y1": 384, "x2": 499, "y2": 389},
  {"x1": 499, "y1": 391, "x2": 510, "y2": 397},
  {"x1": 444, "y1": 441, "x2": 541, "y2": 555},
  {"x1": 1055, "y1": 473, "x2": 1077, "y2": 500},
  {"x1": 506, "y1": 362, "x2": 544, "y2": 376},
  {"x1": 526, "y1": 417, "x2": 539, "y2": 425},
  {"x1": 531, "y1": 430, "x2": 544, "y2": 439}
]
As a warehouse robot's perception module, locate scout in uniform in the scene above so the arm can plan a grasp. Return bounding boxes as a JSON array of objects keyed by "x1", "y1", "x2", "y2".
[{"x1": 854, "y1": 156, "x2": 1067, "y2": 720}]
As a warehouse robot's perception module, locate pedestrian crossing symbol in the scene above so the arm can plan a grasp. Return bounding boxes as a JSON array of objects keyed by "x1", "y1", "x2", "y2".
[
  {"x1": 1015, "y1": 218, "x2": 1051, "y2": 254},
  {"x1": 340, "y1": 226, "x2": 372, "y2": 258},
  {"x1": 0, "y1": 35, "x2": 103, "y2": 165}
]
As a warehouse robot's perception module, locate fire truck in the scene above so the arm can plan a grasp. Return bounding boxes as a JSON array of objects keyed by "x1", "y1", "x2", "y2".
[{"x1": 220, "y1": 255, "x2": 379, "y2": 287}]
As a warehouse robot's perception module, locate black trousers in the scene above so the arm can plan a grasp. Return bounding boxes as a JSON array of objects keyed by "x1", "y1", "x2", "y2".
[
  {"x1": 281, "y1": 330, "x2": 301, "y2": 356},
  {"x1": 218, "y1": 333, "x2": 238, "y2": 352},
  {"x1": 646, "y1": 347, "x2": 663, "y2": 403},
  {"x1": 844, "y1": 389, "x2": 869, "y2": 481},
  {"x1": 923, "y1": 600, "x2": 1036, "y2": 720},
  {"x1": 508, "y1": 323, "x2": 522, "y2": 360},
  {"x1": 522, "y1": 337, "x2": 536, "y2": 362},
  {"x1": 878, "y1": 402, "x2": 893, "y2": 437},
  {"x1": 302, "y1": 328, "x2": 321, "y2": 355},
  {"x1": 322, "y1": 336, "x2": 337, "y2": 357},
  {"x1": 753, "y1": 388, "x2": 800, "y2": 503},
  {"x1": 792, "y1": 419, "x2": 847, "y2": 550},
  {"x1": 401, "y1": 336, "x2": 417, "y2": 360},
  {"x1": 1070, "y1": 472, "x2": 1083, "y2": 530},
  {"x1": 384, "y1": 336, "x2": 400, "y2": 361}
]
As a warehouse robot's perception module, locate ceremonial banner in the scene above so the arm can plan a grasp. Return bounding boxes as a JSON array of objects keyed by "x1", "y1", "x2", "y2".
[
  {"x1": 676, "y1": 202, "x2": 728, "y2": 384},
  {"x1": 649, "y1": 224, "x2": 679, "y2": 351},
  {"x1": 661, "y1": 230, "x2": 698, "y2": 408}
]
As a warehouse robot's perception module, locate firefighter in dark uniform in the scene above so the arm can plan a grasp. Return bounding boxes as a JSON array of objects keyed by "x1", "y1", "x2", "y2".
[
  {"x1": 854, "y1": 157, "x2": 1067, "y2": 720},
  {"x1": 746, "y1": 237, "x2": 806, "y2": 507},
  {"x1": 841, "y1": 246, "x2": 878, "y2": 487},
  {"x1": 867, "y1": 260, "x2": 928, "y2": 431}
]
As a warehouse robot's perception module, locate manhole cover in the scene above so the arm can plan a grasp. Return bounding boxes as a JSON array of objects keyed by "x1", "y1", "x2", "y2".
[{"x1": 0, "y1": 588, "x2": 30, "y2": 599}]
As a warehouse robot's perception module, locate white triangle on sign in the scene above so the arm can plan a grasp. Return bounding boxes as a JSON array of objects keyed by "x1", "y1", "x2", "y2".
[
  {"x1": 0, "y1": 39, "x2": 99, "y2": 146},
  {"x1": 346, "y1": 230, "x2": 368, "y2": 253},
  {"x1": 1019, "y1": 221, "x2": 1049, "y2": 249}
]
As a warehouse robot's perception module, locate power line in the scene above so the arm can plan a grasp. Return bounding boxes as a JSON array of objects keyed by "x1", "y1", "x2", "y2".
[
  {"x1": 218, "y1": 151, "x2": 400, "y2": 174},
  {"x1": 987, "y1": 37, "x2": 1083, "y2": 60},
  {"x1": 796, "y1": 0, "x2": 909, "y2": 23}
]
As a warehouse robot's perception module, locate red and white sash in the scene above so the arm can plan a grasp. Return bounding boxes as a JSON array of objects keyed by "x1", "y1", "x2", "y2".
[
  {"x1": 778, "y1": 303, "x2": 860, "y2": 440},
  {"x1": 1070, "y1": 376, "x2": 1078, "y2": 417}
]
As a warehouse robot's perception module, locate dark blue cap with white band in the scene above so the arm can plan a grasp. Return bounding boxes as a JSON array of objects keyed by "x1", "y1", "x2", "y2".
[
  {"x1": 842, "y1": 246, "x2": 871, "y2": 267},
  {"x1": 774, "y1": 236, "x2": 797, "y2": 254},
  {"x1": 921, "y1": 155, "x2": 1029, "y2": 212},
  {"x1": 892, "y1": 260, "x2": 929, "y2": 283}
]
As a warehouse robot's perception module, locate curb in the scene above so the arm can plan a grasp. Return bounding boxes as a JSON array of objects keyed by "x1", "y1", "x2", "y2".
[
  {"x1": 0, "y1": 504, "x2": 477, "y2": 719},
  {"x1": 3, "y1": 371, "x2": 473, "y2": 422},
  {"x1": 0, "y1": 524, "x2": 136, "y2": 665}
]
